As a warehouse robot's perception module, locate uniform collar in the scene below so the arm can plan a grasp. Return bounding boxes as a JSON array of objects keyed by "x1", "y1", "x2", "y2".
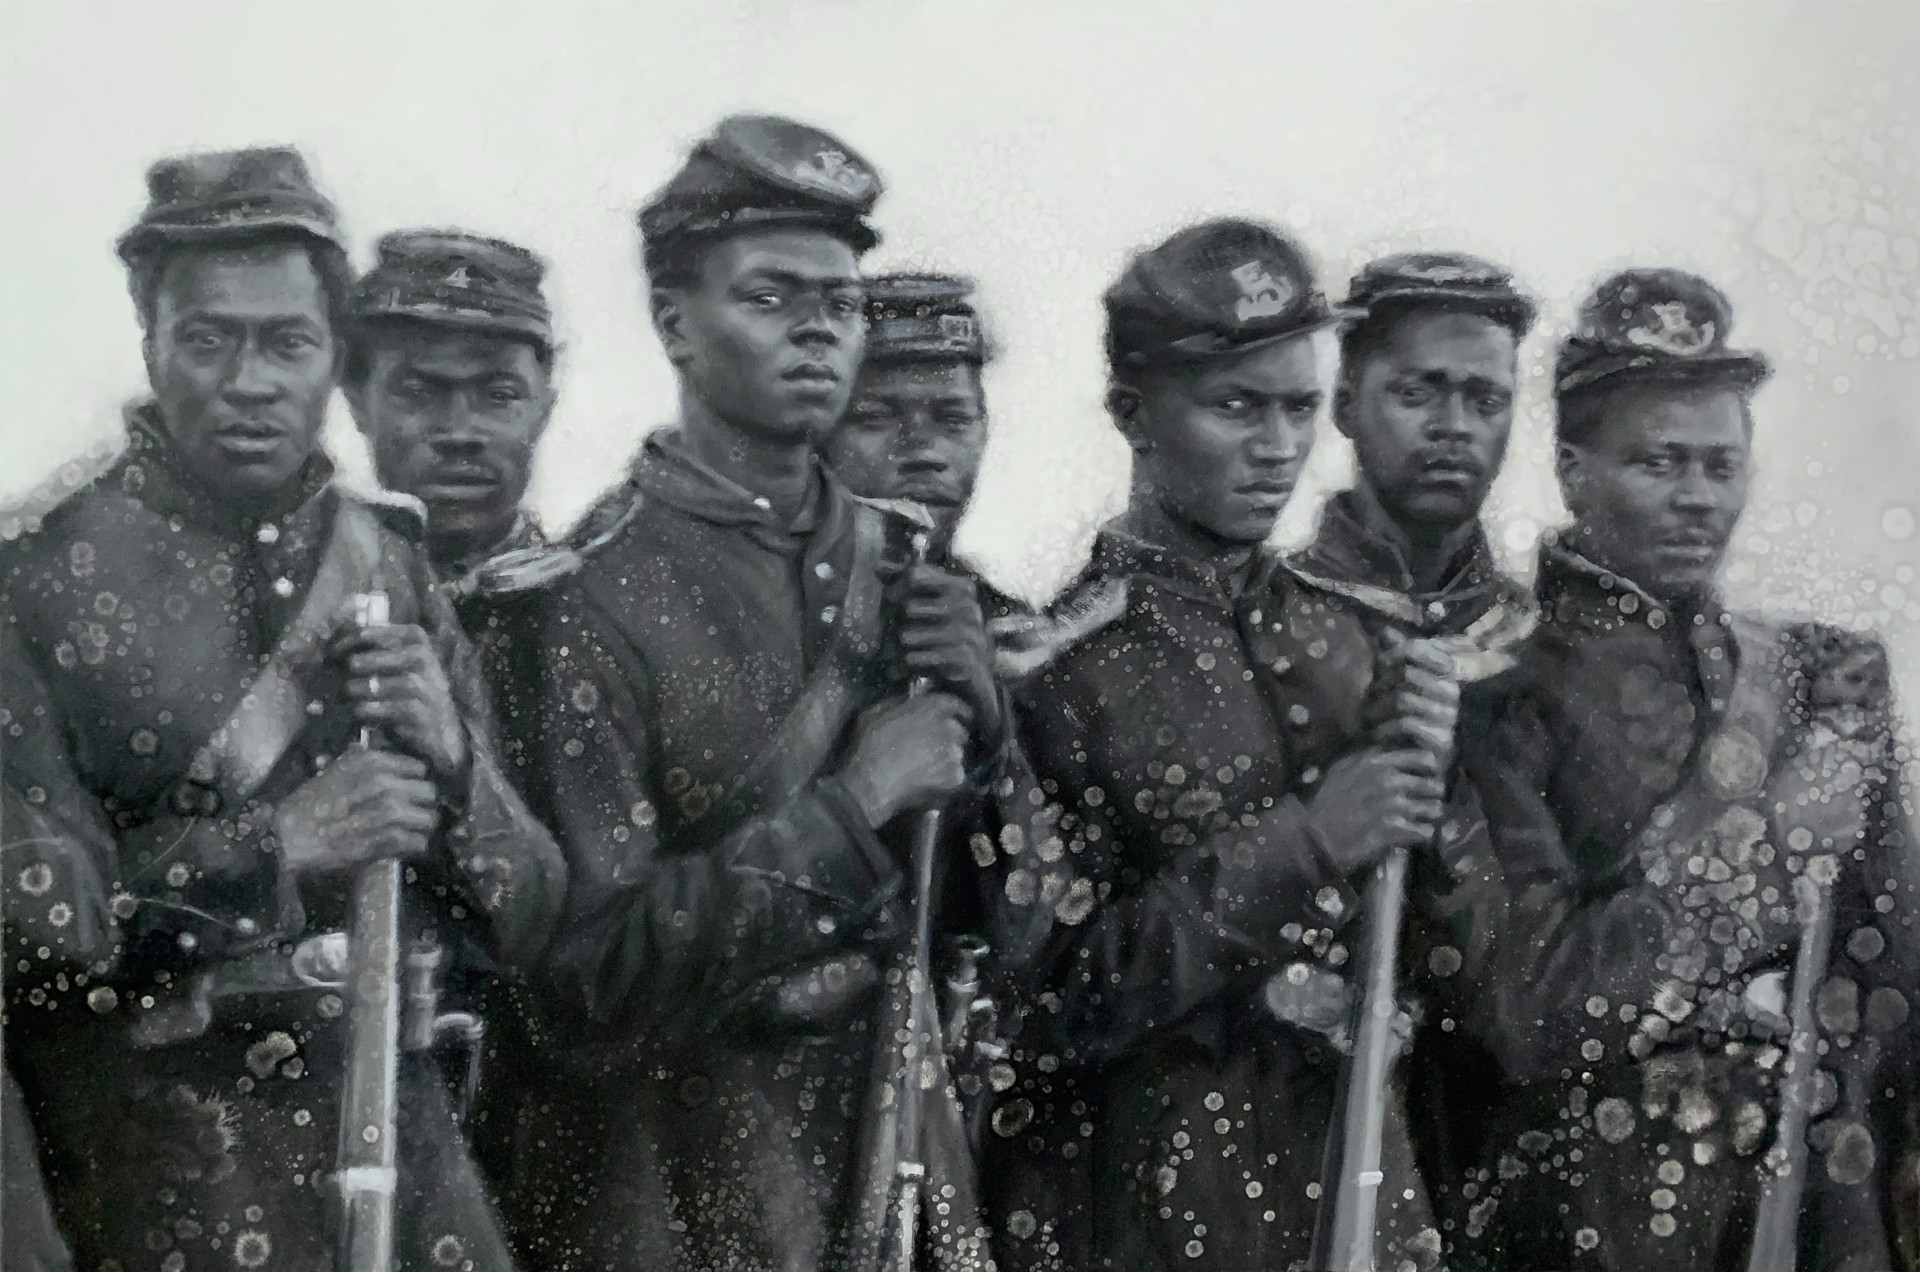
[
  {"x1": 435, "y1": 510, "x2": 544, "y2": 580},
  {"x1": 1090, "y1": 524, "x2": 1282, "y2": 608},
  {"x1": 1289, "y1": 488, "x2": 1520, "y2": 631},
  {"x1": 118, "y1": 399, "x2": 335, "y2": 536},
  {"x1": 1537, "y1": 537, "x2": 1741, "y2": 708},
  {"x1": 1536, "y1": 537, "x2": 1735, "y2": 648},
  {"x1": 633, "y1": 425, "x2": 837, "y2": 551},
  {"x1": 1537, "y1": 538, "x2": 1684, "y2": 630}
]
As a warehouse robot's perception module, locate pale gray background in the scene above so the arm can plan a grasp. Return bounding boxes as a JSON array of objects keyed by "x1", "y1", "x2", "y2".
[{"x1": 3, "y1": 1, "x2": 1915, "y2": 709}]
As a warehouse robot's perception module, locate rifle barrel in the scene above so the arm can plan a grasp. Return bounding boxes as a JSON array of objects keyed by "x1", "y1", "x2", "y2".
[
  {"x1": 1308, "y1": 844, "x2": 1411, "y2": 1272},
  {"x1": 849, "y1": 511, "x2": 948, "y2": 1272},
  {"x1": 336, "y1": 591, "x2": 400, "y2": 1272},
  {"x1": 1744, "y1": 873, "x2": 1835, "y2": 1272},
  {"x1": 336, "y1": 857, "x2": 402, "y2": 1272}
]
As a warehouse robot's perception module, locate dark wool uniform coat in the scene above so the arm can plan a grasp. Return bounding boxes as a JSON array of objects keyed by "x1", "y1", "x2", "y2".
[
  {"x1": 1455, "y1": 542, "x2": 1919, "y2": 1272},
  {"x1": 982, "y1": 510, "x2": 1520, "y2": 1272},
  {"x1": 1284, "y1": 491, "x2": 1539, "y2": 1266},
  {"x1": 494, "y1": 428, "x2": 1029, "y2": 1272},
  {"x1": 0, "y1": 409, "x2": 567, "y2": 1272}
]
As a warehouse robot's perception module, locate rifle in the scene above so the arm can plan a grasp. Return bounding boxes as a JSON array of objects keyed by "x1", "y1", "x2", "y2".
[
  {"x1": 1744, "y1": 867, "x2": 1836, "y2": 1272},
  {"x1": 1308, "y1": 844, "x2": 1412, "y2": 1272},
  {"x1": 1307, "y1": 632, "x2": 1452, "y2": 1272},
  {"x1": 847, "y1": 500, "x2": 953, "y2": 1272},
  {"x1": 336, "y1": 591, "x2": 401, "y2": 1272}
]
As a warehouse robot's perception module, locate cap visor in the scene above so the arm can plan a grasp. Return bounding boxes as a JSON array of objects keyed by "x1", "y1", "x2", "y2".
[
  {"x1": 864, "y1": 342, "x2": 986, "y2": 365},
  {"x1": 660, "y1": 207, "x2": 879, "y2": 253},
  {"x1": 352, "y1": 305, "x2": 553, "y2": 350},
  {"x1": 117, "y1": 215, "x2": 345, "y2": 261},
  {"x1": 1154, "y1": 310, "x2": 1342, "y2": 362},
  {"x1": 1557, "y1": 350, "x2": 1771, "y2": 396},
  {"x1": 1342, "y1": 288, "x2": 1536, "y2": 331}
]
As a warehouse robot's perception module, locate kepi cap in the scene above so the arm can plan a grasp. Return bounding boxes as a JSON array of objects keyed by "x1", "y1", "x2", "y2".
[
  {"x1": 864, "y1": 273, "x2": 988, "y2": 364},
  {"x1": 352, "y1": 230, "x2": 554, "y2": 351},
  {"x1": 639, "y1": 115, "x2": 883, "y2": 270},
  {"x1": 1106, "y1": 218, "x2": 1334, "y2": 370},
  {"x1": 1341, "y1": 251, "x2": 1536, "y2": 335},
  {"x1": 118, "y1": 145, "x2": 345, "y2": 262},
  {"x1": 1557, "y1": 267, "x2": 1771, "y2": 396}
]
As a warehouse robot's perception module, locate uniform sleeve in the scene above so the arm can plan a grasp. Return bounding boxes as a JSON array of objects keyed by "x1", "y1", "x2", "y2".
[
  {"x1": 1010, "y1": 682, "x2": 1359, "y2": 1070},
  {"x1": 1822, "y1": 647, "x2": 1920, "y2": 1088},
  {"x1": 1, "y1": 621, "x2": 120, "y2": 986},
  {"x1": 415, "y1": 566, "x2": 570, "y2": 976},
  {"x1": 1457, "y1": 679, "x2": 1770, "y2": 1082},
  {"x1": 507, "y1": 591, "x2": 904, "y2": 1047}
]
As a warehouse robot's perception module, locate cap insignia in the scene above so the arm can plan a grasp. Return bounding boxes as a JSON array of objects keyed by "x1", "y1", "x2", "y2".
[
  {"x1": 792, "y1": 148, "x2": 868, "y2": 197},
  {"x1": 1400, "y1": 261, "x2": 1480, "y2": 286},
  {"x1": 1626, "y1": 301, "x2": 1713, "y2": 356},
  {"x1": 1230, "y1": 260, "x2": 1294, "y2": 321},
  {"x1": 938, "y1": 313, "x2": 976, "y2": 343}
]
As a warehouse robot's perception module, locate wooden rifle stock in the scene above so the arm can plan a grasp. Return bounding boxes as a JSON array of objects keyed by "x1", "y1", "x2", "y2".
[
  {"x1": 336, "y1": 592, "x2": 401, "y2": 1272},
  {"x1": 1307, "y1": 845, "x2": 1411, "y2": 1272},
  {"x1": 1744, "y1": 870, "x2": 1836, "y2": 1272},
  {"x1": 848, "y1": 508, "x2": 945, "y2": 1272},
  {"x1": 1308, "y1": 630, "x2": 1450, "y2": 1272}
]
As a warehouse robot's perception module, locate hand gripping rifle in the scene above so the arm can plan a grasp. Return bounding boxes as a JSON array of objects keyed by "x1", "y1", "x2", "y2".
[
  {"x1": 848, "y1": 500, "x2": 960, "y2": 1272},
  {"x1": 336, "y1": 590, "x2": 402, "y2": 1272},
  {"x1": 332, "y1": 593, "x2": 492, "y2": 1272},
  {"x1": 1308, "y1": 632, "x2": 1452, "y2": 1272},
  {"x1": 1744, "y1": 867, "x2": 1836, "y2": 1272}
]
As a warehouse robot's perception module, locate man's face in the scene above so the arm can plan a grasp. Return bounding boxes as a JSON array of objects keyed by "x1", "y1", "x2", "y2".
[
  {"x1": 1337, "y1": 309, "x2": 1518, "y2": 534},
  {"x1": 145, "y1": 241, "x2": 337, "y2": 500},
  {"x1": 656, "y1": 228, "x2": 865, "y2": 444},
  {"x1": 348, "y1": 325, "x2": 554, "y2": 543},
  {"x1": 1558, "y1": 382, "x2": 1753, "y2": 604},
  {"x1": 824, "y1": 359, "x2": 986, "y2": 535},
  {"x1": 1126, "y1": 334, "x2": 1322, "y2": 545}
]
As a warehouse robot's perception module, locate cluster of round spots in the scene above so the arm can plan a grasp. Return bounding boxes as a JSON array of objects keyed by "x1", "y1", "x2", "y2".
[
  {"x1": 0, "y1": 444, "x2": 117, "y2": 543},
  {"x1": 1696, "y1": 78, "x2": 1920, "y2": 364}
]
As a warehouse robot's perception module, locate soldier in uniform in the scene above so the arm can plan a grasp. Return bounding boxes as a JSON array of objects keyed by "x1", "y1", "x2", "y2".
[
  {"x1": 822, "y1": 272, "x2": 1018, "y2": 611},
  {"x1": 1295, "y1": 251, "x2": 1536, "y2": 642},
  {"x1": 344, "y1": 230, "x2": 559, "y2": 687},
  {"x1": 497, "y1": 116, "x2": 1018, "y2": 1271},
  {"x1": 340, "y1": 228, "x2": 564, "y2": 1203},
  {"x1": 985, "y1": 218, "x2": 1461, "y2": 1271},
  {"x1": 820, "y1": 272, "x2": 1063, "y2": 1151},
  {"x1": 0, "y1": 146, "x2": 565, "y2": 1272},
  {"x1": 1457, "y1": 268, "x2": 1918, "y2": 1271},
  {"x1": 1291, "y1": 252, "x2": 1541, "y2": 1257}
]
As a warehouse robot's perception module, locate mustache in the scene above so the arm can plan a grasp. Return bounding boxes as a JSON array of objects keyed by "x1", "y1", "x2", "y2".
[
  {"x1": 782, "y1": 362, "x2": 842, "y2": 382},
  {"x1": 1413, "y1": 451, "x2": 1484, "y2": 476}
]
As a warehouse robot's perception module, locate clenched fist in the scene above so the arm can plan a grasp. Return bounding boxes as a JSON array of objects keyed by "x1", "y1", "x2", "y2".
[
  {"x1": 1364, "y1": 631, "x2": 1460, "y2": 765},
  {"x1": 333, "y1": 623, "x2": 470, "y2": 788},
  {"x1": 892, "y1": 563, "x2": 1003, "y2": 748},
  {"x1": 1304, "y1": 747, "x2": 1448, "y2": 875},
  {"x1": 839, "y1": 692, "x2": 973, "y2": 828},
  {"x1": 274, "y1": 749, "x2": 440, "y2": 875}
]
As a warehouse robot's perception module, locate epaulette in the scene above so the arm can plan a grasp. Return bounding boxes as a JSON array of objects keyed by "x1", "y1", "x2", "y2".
[
  {"x1": 457, "y1": 483, "x2": 643, "y2": 600},
  {"x1": 990, "y1": 572, "x2": 1128, "y2": 681},
  {"x1": 352, "y1": 487, "x2": 431, "y2": 541},
  {"x1": 0, "y1": 444, "x2": 123, "y2": 543},
  {"x1": 1282, "y1": 558, "x2": 1427, "y2": 628},
  {"x1": 1439, "y1": 596, "x2": 1539, "y2": 684}
]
